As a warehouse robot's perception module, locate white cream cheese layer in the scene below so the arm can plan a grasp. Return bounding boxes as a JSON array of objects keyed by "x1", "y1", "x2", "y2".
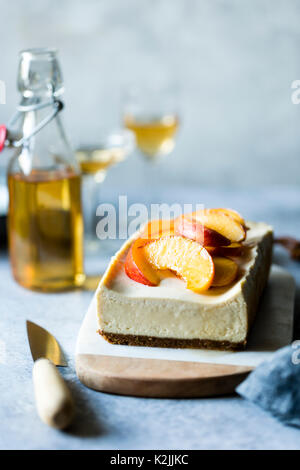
[{"x1": 97, "y1": 222, "x2": 273, "y2": 343}]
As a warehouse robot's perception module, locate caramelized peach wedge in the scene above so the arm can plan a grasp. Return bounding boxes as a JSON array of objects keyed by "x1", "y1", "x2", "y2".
[
  {"x1": 143, "y1": 236, "x2": 215, "y2": 293},
  {"x1": 209, "y1": 208, "x2": 246, "y2": 228},
  {"x1": 211, "y1": 257, "x2": 239, "y2": 287},
  {"x1": 206, "y1": 243, "x2": 244, "y2": 257},
  {"x1": 174, "y1": 215, "x2": 231, "y2": 247},
  {"x1": 125, "y1": 238, "x2": 160, "y2": 286},
  {"x1": 176, "y1": 209, "x2": 246, "y2": 243},
  {"x1": 141, "y1": 218, "x2": 175, "y2": 240},
  {"x1": 124, "y1": 208, "x2": 247, "y2": 293}
]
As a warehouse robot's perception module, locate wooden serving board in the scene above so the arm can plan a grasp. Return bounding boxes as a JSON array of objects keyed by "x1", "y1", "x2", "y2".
[{"x1": 75, "y1": 265, "x2": 295, "y2": 398}]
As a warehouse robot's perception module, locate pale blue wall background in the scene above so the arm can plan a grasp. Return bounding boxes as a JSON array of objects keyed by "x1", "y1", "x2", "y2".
[{"x1": 1, "y1": 0, "x2": 300, "y2": 189}]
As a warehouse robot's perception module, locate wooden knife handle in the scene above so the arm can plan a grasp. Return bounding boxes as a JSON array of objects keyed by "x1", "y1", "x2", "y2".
[{"x1": 32, "y1": 358, "x2": 75, "y2": 429}]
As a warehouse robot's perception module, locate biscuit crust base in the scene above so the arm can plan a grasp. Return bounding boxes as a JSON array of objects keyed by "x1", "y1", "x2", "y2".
[{"x1": 99, "y1": 330, "x2": 246, "y2": 351}]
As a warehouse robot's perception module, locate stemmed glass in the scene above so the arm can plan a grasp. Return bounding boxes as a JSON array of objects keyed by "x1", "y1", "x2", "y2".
[
  {"x1": 122, "y1": 84, "x2": 180, "y2": 161},
  {"x1": 76, "y1": 129, "x2": 135, "y2": 253}
]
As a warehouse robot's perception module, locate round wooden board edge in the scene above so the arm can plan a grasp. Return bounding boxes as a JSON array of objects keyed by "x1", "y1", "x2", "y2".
[{"x1": 75, "y1": 353, "x2": 253, "y2": 398}]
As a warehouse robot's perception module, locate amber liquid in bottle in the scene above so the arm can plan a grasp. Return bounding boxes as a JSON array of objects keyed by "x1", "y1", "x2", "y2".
[
  {"x1": 124, "y1": 114, "x2": 179, "y2": 158},
  {"x1": 8, "y1": 169, "x2": 84, "y2": 291}
]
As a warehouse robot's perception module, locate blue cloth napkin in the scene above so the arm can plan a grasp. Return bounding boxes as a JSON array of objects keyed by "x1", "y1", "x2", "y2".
[{"x1": 236, "y1": 344, "x2": 300, "y2": 428}]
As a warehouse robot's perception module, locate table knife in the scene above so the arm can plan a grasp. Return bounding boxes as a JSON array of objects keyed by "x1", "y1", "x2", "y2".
[{"x1": 26, "y1": 320, "x2": 75, "y2": 429}]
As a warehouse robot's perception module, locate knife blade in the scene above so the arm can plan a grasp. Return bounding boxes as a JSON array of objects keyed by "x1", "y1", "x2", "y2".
[
  {"x1": 26, "y1": 320, "x2": 67, "y2": 366},
  {"x1": 26, "y1": 320, "x2": 74, "y2": 429}
]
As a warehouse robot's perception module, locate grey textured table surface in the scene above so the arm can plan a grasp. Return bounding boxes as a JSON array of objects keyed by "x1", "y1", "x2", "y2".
[{"x1": 1, "y1": 185, "x2": 300, "y2": 450}]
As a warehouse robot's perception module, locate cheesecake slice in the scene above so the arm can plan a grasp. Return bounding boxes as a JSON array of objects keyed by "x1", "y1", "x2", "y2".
[{"x1": 96, "y1": 221, "x2": 273, "y2": 350}]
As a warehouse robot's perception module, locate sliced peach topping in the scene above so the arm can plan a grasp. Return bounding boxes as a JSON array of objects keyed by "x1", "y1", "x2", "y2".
[
  {"x1": 211, "y1": 257, "x2": 238, "y2": 287},
  {"x1": 143, "y1": 236, "x2": 214, "y2": 293},
  {"x1": 125, "y1": 208, "x2": 245, "y2": 291}
]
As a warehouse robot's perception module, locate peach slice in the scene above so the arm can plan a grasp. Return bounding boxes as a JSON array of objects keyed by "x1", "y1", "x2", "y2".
[
  {"x1": 125, "y1": 238, "x2": 160, "y2": 286},
  {"x1": 209, "y1": 208, "x2": 246, "y2": 228},
  {"x1": 141, "y1": 219, "x2": 175, "y2": 240},
  {"x1": 190, "y1": 209, "x2": 246, "y2": 243},
  {"x1": 143, "y1": 236, "x2": 214, "y2": 293},
  {"x1": 212, "y1": 257, "x2": 238, "y2": 287},
  {"x1": 174, "y1": 215, "x2": 230, "y2": 247},
  {"x1": 207, "y1": 243, "x2": 244, "y2": 257}
]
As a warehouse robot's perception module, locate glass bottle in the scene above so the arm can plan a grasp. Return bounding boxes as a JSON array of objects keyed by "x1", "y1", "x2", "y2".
[{"x1": 7, "y1": 48, "x2": 84, "y2": 291}]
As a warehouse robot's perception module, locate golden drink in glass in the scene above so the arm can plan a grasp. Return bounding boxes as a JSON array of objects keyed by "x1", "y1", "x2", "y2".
[
  {"x1": 76, "y1": 146, "x2": 127, "y2": 176},
  {"x1": 124, "y1": 114, "x2": 179, "y2": 159}
]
